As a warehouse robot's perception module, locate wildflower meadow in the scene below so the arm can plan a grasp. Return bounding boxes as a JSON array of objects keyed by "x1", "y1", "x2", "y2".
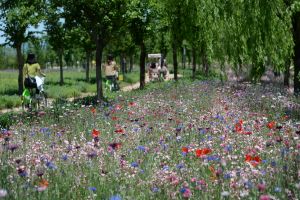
[{"x1": 0, "y1": 80, "x2": 299, "y2": 200}]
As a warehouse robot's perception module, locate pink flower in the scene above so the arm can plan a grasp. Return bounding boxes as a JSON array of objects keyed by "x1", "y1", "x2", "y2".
[
  {"x1": 191, "y1": 177, "x2": 197, "y2": 182},
  {"x1": 259, "y1": 194, "x2": 271, "y2": 200},
  {"x1": 257, "y1": 183, "x2": 266, "y2": 192},
  {"x1": 182, "y1": 188, "x2": 192, "y2": 199}
]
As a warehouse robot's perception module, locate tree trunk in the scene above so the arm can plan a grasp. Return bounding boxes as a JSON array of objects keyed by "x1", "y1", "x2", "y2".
[
  {"x1": 16, "y1": 44, "x2": 23, "y2": 95},
  {"x1": 182, "y1": 46, "x2": 186, "y2": 69},
  {"x1": 192, "y1": 46, "x2": 196, "y2": 79},
  {"x1": 202, "y1": 54, "x2": 209, "y2": 76},
  {"x1": 284, "y1": 59, "x2": 290, "y2": 87},
  {"x1": 96, "y1": 37, "x2": 104, "y2": 101},
  {"x1": 129, "y1": 55, "x2": 133, "y2": 72},
  {"x1": 86, "y1": 51, "x2": 90, "y2": 82},
  {"x1": 172, "y1": 42, "x2": 178, "y2": 81},
  {"x1": 59, "y1": 51, "x2": 64, "y2": 86},
  {"x1": 293, "y1": 12, "x2": 300, "y2": 95},
  {"x1": 139, "y1": 42, "x2": 146, "y2": 89}
]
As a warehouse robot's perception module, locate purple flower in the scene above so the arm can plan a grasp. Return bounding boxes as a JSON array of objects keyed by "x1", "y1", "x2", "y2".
[
  {"x1": 7, "y1": 144, "x2": 19, "y2": 152},
  {"x1": 87, "y1": 152, "x2": 97, "y2": 159}
]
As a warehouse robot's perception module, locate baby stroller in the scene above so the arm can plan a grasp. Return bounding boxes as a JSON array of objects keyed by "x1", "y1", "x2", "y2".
[{"x1": 22, "y1": 76, "x2": 47, "y2": 111}]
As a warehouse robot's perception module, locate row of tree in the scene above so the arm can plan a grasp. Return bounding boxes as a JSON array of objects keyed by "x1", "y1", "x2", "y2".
[{"x1": 1, "y1": 0, "x2": 300, "y2": 100}]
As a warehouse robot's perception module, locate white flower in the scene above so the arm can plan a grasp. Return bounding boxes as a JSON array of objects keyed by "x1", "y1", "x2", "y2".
[
  {"x1": 0, "y1": 189, "x2": 7, "y2": 198},
  {"x1": 239, "y1": 190, "x2": 249, "y2": 197},
  {"x1": 221, "y1": 191, "x2": 230, "y2": 197}
]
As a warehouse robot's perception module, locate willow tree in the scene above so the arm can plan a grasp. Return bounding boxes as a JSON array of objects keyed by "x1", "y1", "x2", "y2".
[
  {"x1": 289, "y1": 1, "x2": 300, "y2": 95},
  {"x1": 127, "y1": 0, "x2": 157, "y2": 89},
  {"x1": 0, "y1": 0, "x2": 45, "y2": 94},
  {"x1": 161, "y1": 0, "x2": 187, "y2": 81}
]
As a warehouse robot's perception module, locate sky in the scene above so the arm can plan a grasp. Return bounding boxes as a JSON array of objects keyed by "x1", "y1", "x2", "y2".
[{"x1": 0, "y1": 23, "x2": 45, "y2": 46}]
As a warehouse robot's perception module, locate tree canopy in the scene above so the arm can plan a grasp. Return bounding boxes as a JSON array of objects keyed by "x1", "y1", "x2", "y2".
[{"x1": 1, "y1": 0, "x2": 300, "y2": 96}]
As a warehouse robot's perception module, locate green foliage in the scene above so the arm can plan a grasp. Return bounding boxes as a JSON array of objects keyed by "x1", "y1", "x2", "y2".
[
  {"x1": 0, "y1": 95, "x2": 22, "y2": 109},
  {"x1": 0, "y1": 112, "x2": 14, "y2": 129},
  {"x1": 126, "y1": 0, "x2": 157, "y2": 45},
  {"x1": 0, "y1": 0, "x2": 44, "y2": 47}
]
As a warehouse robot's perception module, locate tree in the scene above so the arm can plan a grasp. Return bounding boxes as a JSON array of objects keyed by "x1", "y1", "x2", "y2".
[
  {"x1": 290, "y1": 2, "x2": 300, "y2": 95},
  {"x1": 127, "y1": 0, "x2": 157, "y2": 89},
  {"x1": 45, "y1": 1, "x2": 70, "y2": 85},
  {"x1": 162, "y1": 0, "x2": 187, "y2": 81},
  {"x1": 62, "y1": 0, "x2": 127, "y2": 100},
  {"x1": 0, "y1": 0, "x2": 45, "y2": 94}
]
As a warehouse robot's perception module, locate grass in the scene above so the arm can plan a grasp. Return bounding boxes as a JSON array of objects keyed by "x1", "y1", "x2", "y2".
[
  {"x1": 0, "y1": 69, "x2": 140, "y2": 109},
  {"x1": 0, "y1": 79, "x2": 299, "y2": 199}
]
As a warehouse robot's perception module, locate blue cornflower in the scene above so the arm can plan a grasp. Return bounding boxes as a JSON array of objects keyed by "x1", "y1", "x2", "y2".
[
  {"x1": 224, "y1": 173, "x2": 231, "y2": 179},
  {"x1": 262, "y1": 160, "x2": 268, "y2": 164},
  {"x1": 207, "y1": 155, "x2": 220, "y2": 161},
  {"x1": 131, "y1": 162, "x2": 139, "y2": 168},
  {"x1": 137, "y1": 145, "x2": 146, "y2": 152},
  {"x1": 62, "y1": 155, "x2": 68, "y2": 161},
  {"x1": 199, "y1": 128, "x2": 206, "y2": 134},
  {"x1": 176, "y1": 163, "x2": 184, "y2": 169},
  {"x1": 244, "y1": 181, "x2": 253, "y2": 189},
  {"x1": 109, "y1": 195, "x2": 122, "y2": 200},
  {"x1": 271, "y1": 161, "x2": 276, "y2": 167},
  {"x1": 152, "y1": 187, "x2": 159, "y2": 193},
  {"x1": 225, "y1": 145, "x2": 232, "y2": 152},
  {"x1": 88, "y1": 187, "x2": 96, "y2": 192},
  {"x1": 46, "y1": 161, "x2": 57, "y2": 170},
  {"x1": 180, "y1": 187, "x2": 186, "y2": 193}
]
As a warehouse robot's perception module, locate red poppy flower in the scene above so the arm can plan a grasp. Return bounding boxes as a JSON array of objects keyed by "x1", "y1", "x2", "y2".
[
  {"x1": 267, "y1": 121, "x2": 276, "y2": 129},
  {"x1": 245, "y1": 154, "x2": 261, "y2": 167},
  {"x1": 112, "y1": 116, "x2": 118, "y2": 121},
  {"x1": 115, "y1": 129, "x2": 125, "y2": 134},
  {"x1": 92, "y1": 129, "x2": 100, "y2": 138},
  {"x1": 109, "y1": 142, "x2": 122, "y2": 150},
  {"x1": 39, "y1": 179, "x2": 49, "y2": 188},
  {"x1": 195, "y1": 148, "x2": 212, "y2": 157},
  {"x1": 242, "y1": 131, "x2": 252, "y2": 135},
  {"x1": 91, "y1": 107, "x2": 96, "y2": 114},
  {"x1": 129, "y1": 102, "x2": 136, "y2": 106},
  {"x1": 235, "y1": 120, "x2": 243, "y2": 132},
  {"x1": 182, "y1": 147, "x2": 189, "y2": 153}
]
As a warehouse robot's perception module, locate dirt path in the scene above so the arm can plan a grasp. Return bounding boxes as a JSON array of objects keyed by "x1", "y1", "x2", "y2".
[{"x1": 0, "y1": 73, "x2": 180, "y2": 114}]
